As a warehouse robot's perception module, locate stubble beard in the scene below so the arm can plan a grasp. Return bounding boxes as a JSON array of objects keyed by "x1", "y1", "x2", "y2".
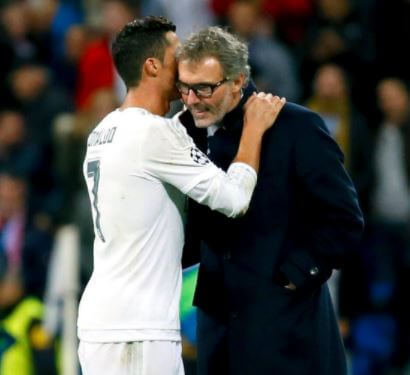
[{"x1": 191, "y1": 92, "x2": 234, "y2": 128}]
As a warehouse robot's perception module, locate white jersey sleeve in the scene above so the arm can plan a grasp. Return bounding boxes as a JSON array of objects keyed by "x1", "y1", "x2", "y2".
[{"x1": 141, "y1": 117, "x2": 257, "y2": 218}]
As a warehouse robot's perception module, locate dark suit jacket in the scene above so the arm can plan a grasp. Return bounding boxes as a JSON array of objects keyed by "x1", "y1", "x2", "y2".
[{"x1": 181, "y1": 83, "x2": 364, "y2": 375}]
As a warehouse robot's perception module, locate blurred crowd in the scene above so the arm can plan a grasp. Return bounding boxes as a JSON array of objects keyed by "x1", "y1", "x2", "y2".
[{"x1": 0, "y1": 0, "x2": 409, "y2": 374}]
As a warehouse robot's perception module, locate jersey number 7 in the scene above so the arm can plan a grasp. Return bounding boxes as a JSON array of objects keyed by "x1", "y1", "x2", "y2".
[{"x1": 87, "y1": 159, "x2": 106, "y2": 242}]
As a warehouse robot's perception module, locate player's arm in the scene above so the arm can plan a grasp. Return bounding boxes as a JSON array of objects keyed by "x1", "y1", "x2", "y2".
[{"x1": 143, "y1": 94, "x2": 285, "y2": 218}]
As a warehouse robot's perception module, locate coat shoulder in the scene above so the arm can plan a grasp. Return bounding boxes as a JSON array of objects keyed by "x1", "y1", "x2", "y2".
[{"x1": 278, "y1": 102, "x2": 329, "y2": 135}]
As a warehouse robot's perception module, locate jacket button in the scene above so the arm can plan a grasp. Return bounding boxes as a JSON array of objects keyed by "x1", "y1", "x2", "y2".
[{"x1": 310, "y1": 266, "x2": 319, "y2": 276}]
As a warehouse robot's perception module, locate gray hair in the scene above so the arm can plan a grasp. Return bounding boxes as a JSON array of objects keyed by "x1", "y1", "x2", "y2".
[{"x1": 176, "y1": 26, "x2": 250, "y2": 86}]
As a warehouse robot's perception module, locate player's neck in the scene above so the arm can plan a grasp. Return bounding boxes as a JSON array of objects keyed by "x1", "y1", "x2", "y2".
[{"x1": 120, "y1": 84, "x2": 169, "y2": 116}]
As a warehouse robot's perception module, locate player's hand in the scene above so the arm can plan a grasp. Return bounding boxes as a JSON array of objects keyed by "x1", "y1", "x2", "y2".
[{"x1": 243, "y1": 92, "x2": 286, "y2": 134}]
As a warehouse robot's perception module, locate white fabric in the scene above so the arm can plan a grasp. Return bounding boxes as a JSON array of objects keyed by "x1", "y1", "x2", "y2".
[
  {"x1": 372, "y1": 123, "x2": 410, "y2": 222},
  {"x1": 207, "y1": 124, "x2": 221, "y2": 137},
  {"x1": 77, "y1": 107, "x2": 257, "y2": 343},
  {"x1": 78, "y1": 341, "x2": 184, "y2": 375}
]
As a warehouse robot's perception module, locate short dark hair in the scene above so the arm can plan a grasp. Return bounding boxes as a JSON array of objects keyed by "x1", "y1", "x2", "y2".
[{"x1": 112, "y1": 16, "x2": 176, "y2": 89}]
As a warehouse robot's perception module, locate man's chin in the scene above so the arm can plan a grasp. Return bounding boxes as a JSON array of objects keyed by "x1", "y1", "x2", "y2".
[
  {"x1": 193, "y1": 117, "x2": 213, "y2": 128},
  {"x1": 190, "y1": 111, "x2": 213, "y2": 128}
]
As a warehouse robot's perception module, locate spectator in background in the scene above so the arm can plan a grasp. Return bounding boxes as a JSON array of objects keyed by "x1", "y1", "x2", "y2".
[
  {"x1": 73, "y1": 26, "x2": 115, "y2": 109},
  {"x1": 25, "y1": 0, "x2": 84, "y2": 67},
  {"x1": 227, "y1": 0, "x2": 300, "y2": 102},
  {"x1": 306, "y1": 64, "x2": 373, "y2": 214},
  {"x1": 102, "y1": 0, "x2": 137, "y2": 37},
  {"x1": 65, "y1": 24, "x2": 88, "y2": 64},
  {"x1": 0, "y1": 173, "x2": 27, "y2": 292},
  {"x1": 141, "y1": 0, "x2": 215, "y2": 39},
  {"x1": 75, "y1": 0, "x2": 135, "y2": 109},
  {"x1": 365, "y1": 78, "x2": 410, "y2": 375},
  {"x1": 27, "y1": 0, "x2": 84, "y2": 93},
  {"x1": 0, "y1": 172, "x2": 54, "y2": 301},
  {"x1": 0, "y1": 110, "x2": 44, "y2": 186},
  {"x1": 300, "y1": 0, "x2": 374, "y2": 115},
  {"x1": 0, "y1": 0, "x2": 44, "y2": 66},
  {"x1": 0, "y1": 0, "x2": 51, "y2": 102},
  {"x1": 52, "y1": 23, "x2": 88, "y2": 97},
  {"x1": 6, "y1": 63, "x2": 72, "y2": 145},
  {"x1": 210, "y1": 0, "x2": 313, "y2": 48},
  {"x1": 372, "y1": 78, "x2": 410, "y2": 242},
  {"x1": 48, "y1": 0, "x2": 83, "y2": 64},
  {"x1": 4, "y1": 63, "x2": 72, "y2": 226},
  {"x1": 260, "y1": 0, "x2": 313, "y2": 47},
  {"x1": 0, "y1": 172, "x2": 57, "y2": 374},
  {"x1": 342, "y1": 78, "x2": 410, "y2": 375}
]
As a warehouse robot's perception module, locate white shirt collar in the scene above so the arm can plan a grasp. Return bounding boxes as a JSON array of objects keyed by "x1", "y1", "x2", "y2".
[{"x1": 207, "y1": 124, "x2": 221, "y2": 137}]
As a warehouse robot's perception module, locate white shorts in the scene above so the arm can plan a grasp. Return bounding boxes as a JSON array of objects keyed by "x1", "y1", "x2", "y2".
[{"x1": 78, "y1": 341, "x2": 184, "y2": 375}]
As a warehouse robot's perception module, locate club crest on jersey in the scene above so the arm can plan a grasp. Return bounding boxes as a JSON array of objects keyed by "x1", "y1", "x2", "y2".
[{"x1": 191, "y1": 146, "x2": 210, "y2": 165}]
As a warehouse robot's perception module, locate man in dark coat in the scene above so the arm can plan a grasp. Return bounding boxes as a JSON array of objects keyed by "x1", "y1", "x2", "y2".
[{"x1": 177, "y1": 27, "x2": 364, "y2": 375}]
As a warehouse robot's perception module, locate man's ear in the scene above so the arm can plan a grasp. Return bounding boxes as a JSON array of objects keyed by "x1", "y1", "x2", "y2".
[
  {"x1": 231, "y1": 73, "x2": 245, "y2": 94},
  {"x1": 143, "y1": 57, "x2": 161, "y2": 78}
]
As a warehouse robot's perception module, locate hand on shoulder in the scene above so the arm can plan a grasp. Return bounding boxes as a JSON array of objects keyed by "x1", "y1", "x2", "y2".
[{"x1": 243, "y1": 92, "x2": 286, "y2": 135}]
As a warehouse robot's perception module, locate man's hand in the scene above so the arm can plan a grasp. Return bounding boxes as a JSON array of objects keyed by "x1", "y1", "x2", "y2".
[{"x1": 243, "y1": 92, "x2": 286, "y2": 135}]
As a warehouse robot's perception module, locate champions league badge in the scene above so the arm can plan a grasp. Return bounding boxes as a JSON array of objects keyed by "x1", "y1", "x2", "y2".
[{"x1": 191, "y1": 146, "x2": 210, "y2": 165}]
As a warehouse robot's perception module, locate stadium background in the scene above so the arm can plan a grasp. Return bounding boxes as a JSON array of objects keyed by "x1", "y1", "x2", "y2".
[{"x1": 0, "y1": 0, "x2": 409, "y2": 374}]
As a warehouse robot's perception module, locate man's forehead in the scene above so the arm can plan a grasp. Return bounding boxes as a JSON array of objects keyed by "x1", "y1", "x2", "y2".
[{"x1": 178, "y1": 57, "x2": 223, "y2": 82}]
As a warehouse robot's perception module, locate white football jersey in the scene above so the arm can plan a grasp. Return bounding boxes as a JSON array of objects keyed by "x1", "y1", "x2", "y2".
[{"x1": 77, "y1": 107, "x2": 256, "y2": 343}]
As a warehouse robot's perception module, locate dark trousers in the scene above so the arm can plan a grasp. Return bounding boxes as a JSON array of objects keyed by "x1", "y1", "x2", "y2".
[{"x1": 197, "y1": 309, "x2": 229, "y2": 375}]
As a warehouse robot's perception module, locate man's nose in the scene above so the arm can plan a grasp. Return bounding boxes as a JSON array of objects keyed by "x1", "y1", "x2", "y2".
[{"x1": 186, "y1": 89, "x2": 200, "y2": 106}]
